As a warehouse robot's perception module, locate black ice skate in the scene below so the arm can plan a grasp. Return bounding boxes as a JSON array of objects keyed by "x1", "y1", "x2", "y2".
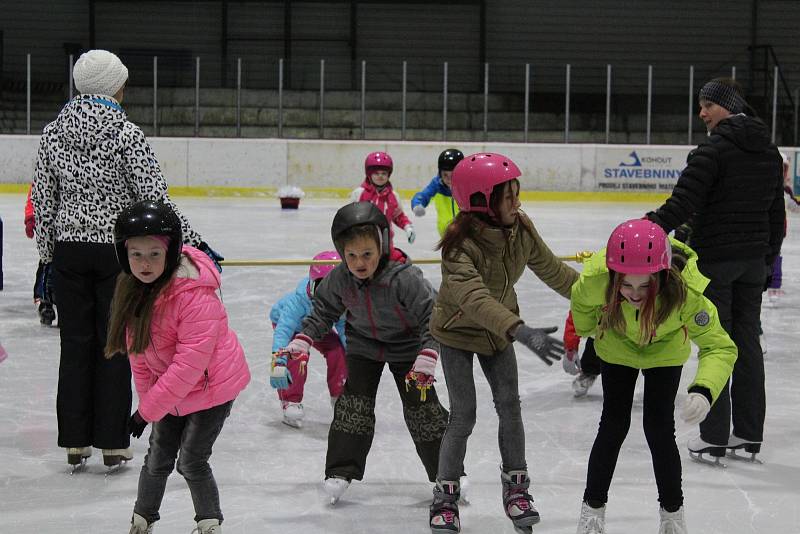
[
  {"x1": 501, "y1": 470, "x2": 540, "y2": 533},
  {"x1": 725, "y1": 435, "x2": 763, "y2": 464},
  {"x1": 67, "y1": 446, "x2": 92, "y2": 474},
  {"x1": 103, "y1": 448, "x2": 133, "y2": 475},
  {"x1": 430, "y1": 480, "x2": 461, "y2": 533},
  {"x1": 687, "y1": 436, "x2": 726, "y2": 467},
  {"x1": 38, "y1": 301, "x2": 56, "y2": 327}
]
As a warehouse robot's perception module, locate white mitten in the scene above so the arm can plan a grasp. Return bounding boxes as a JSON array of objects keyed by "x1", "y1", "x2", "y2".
[
  {"x1": 286, "y1": 334, "x2": 312, "y2": 356},
  {"x1": 405, "y1": 225, "x2": 416, "y2": 244},
  {"x1": 681, "y1": 392, "x2": 711, "y2": 425},
  {"x1": 413, "y1": 205, "x2": 426, "y2": 217},
  {"x1": 562, "y1": 349, "x2": 581, "y2": 375}
]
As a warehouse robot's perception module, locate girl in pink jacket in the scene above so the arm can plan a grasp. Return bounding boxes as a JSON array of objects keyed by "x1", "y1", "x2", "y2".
[{"x1": 105, "y1": 200, "x2": 250, "y2": 534}]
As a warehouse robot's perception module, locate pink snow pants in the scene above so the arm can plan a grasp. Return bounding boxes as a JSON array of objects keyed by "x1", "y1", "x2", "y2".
[{"x1": 278, "y1": 331, "x2": 347, "y2": 403}]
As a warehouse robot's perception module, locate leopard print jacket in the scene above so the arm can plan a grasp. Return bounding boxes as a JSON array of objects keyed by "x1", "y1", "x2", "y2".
[{"x1": 32, "y1": 94, "x2": 202, "y2": 263}]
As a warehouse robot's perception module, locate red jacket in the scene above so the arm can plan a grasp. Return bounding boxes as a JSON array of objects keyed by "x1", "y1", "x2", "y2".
[{"x1": 350, "y1": 179, "x2": 412, "y2": 238}]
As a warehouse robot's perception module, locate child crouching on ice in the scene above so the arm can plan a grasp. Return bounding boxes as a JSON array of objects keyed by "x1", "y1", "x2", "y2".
[
  {"x1": 571, "y1": 219, "x2": 736, "y2": 534},
  {"x1": 278, "y1": 201, "x2": 449, "y2": 505},
  {"x1": 105, "y1": 200, "x2": 250, "y2": 534}
]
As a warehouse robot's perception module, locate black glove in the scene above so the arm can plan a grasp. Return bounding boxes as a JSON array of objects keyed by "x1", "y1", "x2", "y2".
[
  {"x1": 513, "y1": 325, "x2": 564, "y2": 366},
  {"x1": 128, "y1": 410, "x2": 148, "y2": 439},
  {"x1": 198, "y1": 241, "x2": 224, "y2": 273}
]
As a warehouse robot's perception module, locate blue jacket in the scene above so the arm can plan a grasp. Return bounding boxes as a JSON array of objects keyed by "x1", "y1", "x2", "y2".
[
  {"x1": 411, "y1": 175, "x2": 453, "y2": 209},
  {"x1": 270, "y1": 276, "x2": 346, "y2": 352},
  {"x1": 411, "y1": 175, "x2": 459, "y2": 237}
]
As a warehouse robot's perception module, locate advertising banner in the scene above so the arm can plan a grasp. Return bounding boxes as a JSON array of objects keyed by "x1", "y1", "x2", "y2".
[{"x1": 594, "y1": 147, "x2": 689, "y2": 192}]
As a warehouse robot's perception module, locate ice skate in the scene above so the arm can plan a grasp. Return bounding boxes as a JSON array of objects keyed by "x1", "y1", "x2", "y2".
[
  {"x1": 726, "y1": 434, "x2": 763, "y2": 464},
  {"x1": 281, "y1": 401, "x2": 304, "y2": 428},
  {"x1": 501, "y1": 470, "x2": 540, "y2": 533},
  {"x1": 576, "y1": 501, "x2": 605, "y2": 534},
  {"x1": 330, "y1": 396, "x2": 338, "y2": 410},
  {"x1": 191, "y1": 518, "x2": 221, "y2": 533},
  {"x1": 129, "y1": 513, "x2": 153, "y2": 534},
  {"x1": 430, "y1": 480, "x2": 461, "y2": 533},
  {"x1": 38, "y1": 301, "x2": 56, "y2": 326},
  {"x1": 573, "y1": 373, "x2": 597, "y2": 398},
  {"x1": 323, "y1": 476, "x2": 350, "y2": 505},
  {"x1": 658, "y1": 506, "x2": 687, "y2": 534},
  {"x1": 66, "y1": 446, "x2": 92, "y2": 474},
  {"x1": 687, "y1": 436, "x2": 726, "y2": 467},
  {"x1": 102, "y1": 447, "x2": 133, "y2": 475},
  {"x1": 759, "y1": 333, "x2": 768, "y2": 359}
]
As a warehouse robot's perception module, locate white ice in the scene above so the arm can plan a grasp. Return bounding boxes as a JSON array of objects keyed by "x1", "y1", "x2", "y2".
[{"x1": 1, "y1": 194, "x2": 798, "y2": 533}]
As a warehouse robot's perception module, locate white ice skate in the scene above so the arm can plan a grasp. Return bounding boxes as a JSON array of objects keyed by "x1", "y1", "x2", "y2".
[
  {"x1": 576, "y1": 501, "x2": 605, "y2": 534},
  {"x1": 726, "y1": 434, "x2": 763, "y2": 464},
  {"x1": 192, "y1": 518, "x2": 222, "y2": 533},
  {"x1": 687, "y1": 436, "x2": 726, "y2": 467},
  {"x1": 129, "y1": 513, "x2": 153, "y2": 534},
  {"x1": 282, "y1": 401, "x2": 304, "y2": 428},
  {"x1": 330, "y1": 396, "x2": 339, "y2": 410},
  {"x1": 66, "y1": 446, "x2": 92, "y2": 474},
  {"x1": 573, "y1": 373, "x2": 597, "y2": 398},
  {"x1": 324, "y1": 476, "x2": 350, "y2": 505},
  {"x1": 103, "y1": 447, "x2": 133, "y2": 475},
  {"x1": 658, "y1": 506, "x2": 687, "y2": 534}
]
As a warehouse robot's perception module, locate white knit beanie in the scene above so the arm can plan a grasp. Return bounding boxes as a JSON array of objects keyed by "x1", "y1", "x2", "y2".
[{"x1": 73, "y1": 50, "x2": 129, "y2": 97}]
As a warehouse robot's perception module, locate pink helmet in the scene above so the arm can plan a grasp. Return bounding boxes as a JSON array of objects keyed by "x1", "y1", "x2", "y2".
[
  {"x1": 309, "y1": 250, "x2": 341, "y2": 282},
  {"x1": 451, "y1": 152, "x2": 521, "y2": 215},
  {"x1": 606, "y1": 219, "x2": 671, "y2": 274},
  {"x1": 364, "y1": 151, "x2": 393, "y2": 177}
]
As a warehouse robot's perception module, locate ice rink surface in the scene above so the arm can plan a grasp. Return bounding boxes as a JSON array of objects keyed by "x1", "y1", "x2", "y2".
[{"x1": 1, "y1": 194, "x2": 798, "y2": 533}]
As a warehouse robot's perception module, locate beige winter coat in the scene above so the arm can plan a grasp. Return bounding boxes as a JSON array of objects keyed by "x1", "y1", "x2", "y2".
[{"x1": 431, "y1": 212, "x2": 578, "y2": 355}]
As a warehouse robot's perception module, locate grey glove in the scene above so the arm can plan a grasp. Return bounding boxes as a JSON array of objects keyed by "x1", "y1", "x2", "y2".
[{"x1": 513, "y1": 325, "x2": 564, "y2": 366}]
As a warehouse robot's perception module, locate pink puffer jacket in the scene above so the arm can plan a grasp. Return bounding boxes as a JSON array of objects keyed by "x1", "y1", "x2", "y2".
[{"x1": 129, "y1": 246, "x2": 250, "y2": 422}]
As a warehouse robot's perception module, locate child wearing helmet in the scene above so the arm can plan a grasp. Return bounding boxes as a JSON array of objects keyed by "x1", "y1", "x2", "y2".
[
  {"x1": 570, "y1": 219, "x2": 736, "y2": 534},
  {"x1": 350, "y1": 151, "x2": 416, "y2": 245},
  {"x1": 23, "y1": 184, "x2": 57, "y2": 326},
  {"x1": 279, "y1": 201, "x2": 449, "y2": 506},
  {"x1": 268, "y1": 250, "x2": 348, "y2": 428},
  {"x1": 411, "y1": 148, "x2": 463, "y2": 237},
  {"x1": 105, "y1": 200, "x2": 250, "y2": 534},
  {"x1": 429, "y1": 152, "x2": 579, "y2": 533}
]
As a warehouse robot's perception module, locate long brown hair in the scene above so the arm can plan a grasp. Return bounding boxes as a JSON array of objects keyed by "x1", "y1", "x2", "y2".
[
  {"x1": 437, "y1": 179, "x2": 531, "y2": 260},
  {"x1": 598, "y1": 265, "x2": 687, "y2": 346},
  {"x1": 104, "y1": 273, "x2": 173, "y2": 358}
]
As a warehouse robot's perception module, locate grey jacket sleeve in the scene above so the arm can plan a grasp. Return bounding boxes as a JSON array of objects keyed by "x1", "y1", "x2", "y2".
[
  {"x1": 397, "y1": 266, "x2": 439, "y2": 354},
  {"x1": 300, "y1": 269, "x2": 348, "y2": 342},
  {"x1": 32, "y1": 132, "x2": 59, "y2": 263}
]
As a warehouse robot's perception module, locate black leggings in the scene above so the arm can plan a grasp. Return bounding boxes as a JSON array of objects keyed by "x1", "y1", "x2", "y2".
[{"x1": 584, "y1": 361, "x2": 683, "y2": 510}]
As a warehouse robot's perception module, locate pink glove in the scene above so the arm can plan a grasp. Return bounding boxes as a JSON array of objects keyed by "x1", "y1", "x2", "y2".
[
  {"x1": 24, "y1": 215, "x2": 35, "y2": 239},
  {"x1": 286, "y1": 333, "x2": 312, "y2": 357},
  {"x1": 404, "y1": 348, "x2": 438, "y2": 401}
]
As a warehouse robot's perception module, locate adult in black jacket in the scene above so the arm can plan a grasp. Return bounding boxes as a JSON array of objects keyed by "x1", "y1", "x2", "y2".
[{"x1": 646, "y1": 78, "x2": 784, "y2": 463}]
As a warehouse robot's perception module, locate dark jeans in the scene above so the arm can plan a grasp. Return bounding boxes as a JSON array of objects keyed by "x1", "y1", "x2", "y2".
[
  {"x1": 584, "y1": 361, "x2": 683, "y2": 510},
  {"x1": 325, "y1": 352, "x2": 449, "y2": 482},
  {"x1": 580, "y1": 337, "x2": 603, "y2": 376},
  {"x1": 698, "y1": 258, "x2": 766, "y2": 444},
  {"x1": 53, "y1": 241, "x2": 129, "y2": 449},
  {"x1": 437, "y1": 344, "x2": 526, "y2": 480},
  {"x1": 134, "y1": 400, "x2": 234, "y2": 524}
]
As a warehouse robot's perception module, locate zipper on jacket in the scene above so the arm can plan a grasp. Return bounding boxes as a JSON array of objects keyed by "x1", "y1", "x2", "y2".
[
  {"x1": 499, "y1": 247, "x2": 510, "y2": 303},
  {"x1": 442, "y1": 310, "x2": 463, "y2": 330},
  {"x1": 203, "y1": 369, "x2": 209, "y2": 391}
]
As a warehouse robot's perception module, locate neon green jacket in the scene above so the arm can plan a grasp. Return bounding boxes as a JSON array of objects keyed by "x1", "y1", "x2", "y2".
[{"x1": 570, "y1": 239, "x2": 736, "y2": 402}]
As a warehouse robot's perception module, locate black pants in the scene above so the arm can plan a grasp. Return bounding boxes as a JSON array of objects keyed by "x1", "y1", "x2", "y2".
[
  {"x1": 325, "y1": 352, "x2": 449, "y2": 482},
  {"x1": 584, "y1": 361, "x2": 683, "y2": 510},
  {"x1": 698, "y1": 258, "x2": 766, "y2": 445},
  {"x1": 580, "y1": 338, "x2": 603, "y2": 376},
  {"x1": 53, "y1": 241, "x2": 130, "y2": 449}
]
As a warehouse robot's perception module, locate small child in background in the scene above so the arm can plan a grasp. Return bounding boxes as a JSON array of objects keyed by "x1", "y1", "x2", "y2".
[
  {"x1": 571, "y1": 219, "x2": 736, "y2": 534},
  {"x1": 278, "y1": 201, "x2": 449, "y2": 506},
  {"x1": 350, "y1": 151, "x2": 416, "y2": 245},
  {"x1": 766, "y1": 152, "x2": 799, "y2": 306},
  {"x1": 562, "y1": 311, "x2": 602, "y2": 397},
  {"x1": 24, "y1": 184, "x2": 57, "y2": 326},
  {"x1": 269, "y1": 250, "x2": 347, "y2": 428},
  {"x1": 411, "y1": 148, "x2": 463, "y2": 237},
  {"x1": 105, "y1": 200, "x2": 250, "y2": 534}
]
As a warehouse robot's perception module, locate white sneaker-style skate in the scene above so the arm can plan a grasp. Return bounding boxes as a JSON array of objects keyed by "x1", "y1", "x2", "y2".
[
  {"x1": 573, "y1": 373, "x2": 597, "y2": 398},
  {"x1": 658, "y1": 506, "x2": 687, "y2": 534},
  {"x1": 281, "y1": 401, "x2": 304, "y2": 428},
  {"x1": 66, "y1": 446, "x2": 92, "y2": 473},
  {"x1": 576, "y1": 501, "x2": 605, "y2": 534},
  {"x1": 324, "y1": 476, "x2": 350, "y2": 505},
  {"x1": 726, "y1": 434, "x2": 763, "y2": 464},
  {"x1": 430, "y1": 480, "x2": 461, "y2": 533},
  {"x1": 191, "y1": 518, "x2": 221, "y2": 534},
  {"x1": 129, "y1": 513, "x2": 153, "y2": 534},
  {"x1": 102, "y1": 448, "x2": 133, "y2": 474},
  {"x1": 330, "y1": 396, "x2": 339, "y2": 410},
  {"x1": 687, "y1": 436, "x2": 726, "y2": 467}
]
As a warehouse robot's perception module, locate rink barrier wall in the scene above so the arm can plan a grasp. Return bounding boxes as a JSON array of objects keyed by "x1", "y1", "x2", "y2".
[{"x1": 1, "y1": 135, "x2": 796, "y2": 201}]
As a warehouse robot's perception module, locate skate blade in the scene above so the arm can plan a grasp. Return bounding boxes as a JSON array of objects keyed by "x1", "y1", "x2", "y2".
[
  {"x1": 513, "y1": 526, "x2": 534, "y2": 534},
  {"x1": 328, "y1": 496, "x2": 339, "y2": 505},
  {"x1": 282, "y1": 418, "x2": 303, "y2": 429},
  {"x1": 726, "y1": 450, "x2": 763, "y2": 464},
  {"x1": 69, "y1": 459, "x2": 89, "y2": 475},
  {"x1": 688, "y1": 450, "x2": 727, "y2": 468},
  {"x1": 103, "y1": 458, "x2": 131, "y2": 477},
  {"x1": 512, "y1": 514, "x2": 541, "y2": 528}
]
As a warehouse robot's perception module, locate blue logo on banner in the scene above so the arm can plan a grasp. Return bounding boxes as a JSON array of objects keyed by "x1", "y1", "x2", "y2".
[{"x1": 619, "y1": 151, "x2": 642, "y2": 167}]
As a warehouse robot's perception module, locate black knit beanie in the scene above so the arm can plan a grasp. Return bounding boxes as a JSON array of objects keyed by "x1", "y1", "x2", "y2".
[{"x1": 698, "y1": 80, "x2": 745, "y2": 114}]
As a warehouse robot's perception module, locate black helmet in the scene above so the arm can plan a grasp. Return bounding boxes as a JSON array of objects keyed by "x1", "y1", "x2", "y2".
[
  {"x1": 331, "y1": 202, "x2": 390, "y2": 257},
  {"x1": 113, "y1": 200, "x2": 183, "y2": 276},
  {"x1": 438, "y1": 148, "x2": 464, "y2": 172}
]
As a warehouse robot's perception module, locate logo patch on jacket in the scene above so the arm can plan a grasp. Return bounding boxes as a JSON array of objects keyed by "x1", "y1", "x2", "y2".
[{"x1": 694, "y1": 311, "x2": 710, "y2": 326}]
